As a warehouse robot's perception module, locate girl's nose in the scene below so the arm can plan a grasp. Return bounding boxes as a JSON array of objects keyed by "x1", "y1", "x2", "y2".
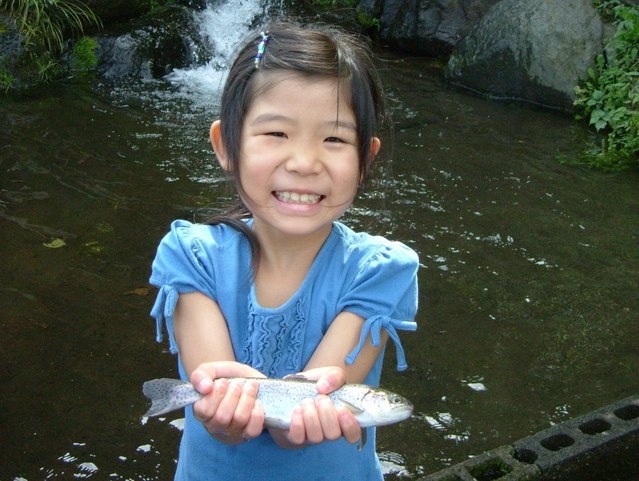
[{"x1": 285, "y1": 147, "x2": 322, "y2": 175}]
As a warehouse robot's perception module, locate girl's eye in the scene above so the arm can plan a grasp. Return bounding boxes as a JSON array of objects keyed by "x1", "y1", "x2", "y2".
[
  {"x1": 267, "y1": 131, "x2": 287, "y2": 138},
  {"x1": 325, "y1": 136, "x2": 345, "y2": 143}
]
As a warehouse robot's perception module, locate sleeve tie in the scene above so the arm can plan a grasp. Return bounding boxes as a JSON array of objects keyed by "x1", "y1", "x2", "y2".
[
  {"x1": 150, "y1": 284, "x2": 180, "y2": 354},
  {"x1": 345, "y1": 315, "x2": 417, "y2": 371}
]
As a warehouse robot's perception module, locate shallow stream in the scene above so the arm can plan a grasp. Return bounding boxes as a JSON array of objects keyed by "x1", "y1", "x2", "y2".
[{"x1": 1, "y1": 4, "x2": 638, "y2": 480}]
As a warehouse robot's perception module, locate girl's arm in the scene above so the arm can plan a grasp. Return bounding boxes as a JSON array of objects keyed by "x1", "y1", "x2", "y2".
[
  {"x1": 173, "y1": 291, "x2": 266, "y2": 444},
  {"x1": 269, "y1": 311, "x2": 388, "y2": 449},
  {"x1": 175, "y1": 293, "x2": 387, "y2": 449},
  {"x1": 305, "y1": 311, "x2": 388, "y2": 383}
]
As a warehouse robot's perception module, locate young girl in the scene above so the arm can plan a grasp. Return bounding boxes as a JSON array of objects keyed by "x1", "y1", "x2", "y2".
[{"x1": 149, "y1": 21, "x2": 419, "y2": 481}]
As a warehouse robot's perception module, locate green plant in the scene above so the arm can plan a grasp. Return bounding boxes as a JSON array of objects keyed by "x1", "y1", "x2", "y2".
[
  {"x1": 34, "y1": 51, "x2": 63, "y2": 80},
  {"x1": 574, "y1": 1, "x2": 639, "y2": 169},
  {"x1": 312, "y1": 0, "x2": 357, "y2": 7},
  {"x1": 0, "y1": 63, "x2": 15, "y2": 92},
  {"x1": 0, "y1": 0, "x2": 102, "y2": 54},
  {"x1": 141, "y1": 0, "x2": 175, "y2": 15},
  {"x1": 310, "y1": 0, "x2": 380, "y2": 30},
  {"x1": 356, "y1": 10, "x2": 381, "y2": 31},
  {"x1": 69, "y1": 35, "x2": 98, "y2": 73}
]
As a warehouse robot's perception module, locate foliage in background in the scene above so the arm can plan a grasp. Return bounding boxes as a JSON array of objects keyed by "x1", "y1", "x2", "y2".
[
  {"x1": 69, "y1": 35, "x2": 97, "y2": 73},
  {"x1": 0, "y1": 56, "x2": 14, "y2": 91},
  {"x1": 308, "y1": 0, "x2": 381, "y2": 31},
  {"x1": 574, "y1": 0, "x2": 639, "y2": 170},
  {"x1": 1, "y1": 0, "x2": 101, "y2": 54},
  {"x1": 0, "y1": 0, "x2": 101, "y2": 85},
  {"x1": 142, "y1": 0, "x2": 176, "y2": 15}
]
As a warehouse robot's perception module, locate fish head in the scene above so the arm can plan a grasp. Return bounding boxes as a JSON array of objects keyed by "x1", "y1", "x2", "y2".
[{"x1": 354, "y1": 388, "x2": 414, "y2": 427}]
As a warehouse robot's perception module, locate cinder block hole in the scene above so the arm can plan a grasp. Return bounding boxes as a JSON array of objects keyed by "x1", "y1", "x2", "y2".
[
  {"x1": 467, "y1": 459, "x2": 512, "y2": 481},
  {"x1": 514, "y1": 447, "x2": 538, "y2": 464},
  {"x1": 614, "y1": 403, "x2": 639, "y2": 421},
  {"x1": 579, "y1": 417, "x2": 611, "y2": 435},
  {"x1": 539, "y1": 433, "x2": 575, "y2": 451}
]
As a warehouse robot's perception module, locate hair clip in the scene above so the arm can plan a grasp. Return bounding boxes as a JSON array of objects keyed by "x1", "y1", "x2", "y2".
[{"x1": 254, "y1": 31, "x2": 269, "y2": 69}]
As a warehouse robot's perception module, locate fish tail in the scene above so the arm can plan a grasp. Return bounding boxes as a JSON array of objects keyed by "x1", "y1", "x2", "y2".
[{"x1": 142, "y1": 378, "x2": 185, "y2": 417}]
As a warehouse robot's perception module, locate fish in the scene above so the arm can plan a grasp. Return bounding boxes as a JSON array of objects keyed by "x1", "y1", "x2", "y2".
[{"x1": 142, "y1": 376, "x2": 413, "y2": 429}]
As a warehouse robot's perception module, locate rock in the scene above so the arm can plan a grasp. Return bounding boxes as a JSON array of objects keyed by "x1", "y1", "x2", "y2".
[
  {"x1": 96, "y1": 33, "x2": 152, "y2": 80},
  {"x1": 444, "y1": 0, "x2": 604, "y2": 110},
  {"x1": 0, "y1": 13, "x2": 23, "y2": 67},
  {"x1": 95, "y1": 5, "x2": 210, "y2": 80},
  {"x1": 84, "y1": 0, "x2": 147, "y2": 26},
  {"x1": 359, "y1": 0, "x2": 502, "y2": 57},
  {"x1": 85, "y1": 0, "x2": 207, "y2": 27}
]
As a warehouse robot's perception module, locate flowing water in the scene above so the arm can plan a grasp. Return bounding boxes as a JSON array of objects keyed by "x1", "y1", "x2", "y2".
[{"x1": 1, "y1": 2, "x2": 638, "y2": 480}]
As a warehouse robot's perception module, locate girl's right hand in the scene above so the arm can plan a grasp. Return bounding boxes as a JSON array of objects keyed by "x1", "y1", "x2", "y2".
[{"x1": 190, "y1": 363, "x2": 266, "y2": 444}]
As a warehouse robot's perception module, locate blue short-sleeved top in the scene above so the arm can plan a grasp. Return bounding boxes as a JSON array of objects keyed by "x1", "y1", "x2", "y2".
[{"x1": 149, "y1": 219, "x2": 419, "y2": 481}]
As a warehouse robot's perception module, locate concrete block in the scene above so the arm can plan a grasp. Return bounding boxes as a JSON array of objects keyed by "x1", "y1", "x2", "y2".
[
  {"x1": 419, "y1": 445, "x2": 540, "y2": 481},
  {"x1": 512, "y1": 394, "x2": 639, "y2": 481},
  {"x1": 418, "y1": 394, "x2": 639, "y2": 481}
]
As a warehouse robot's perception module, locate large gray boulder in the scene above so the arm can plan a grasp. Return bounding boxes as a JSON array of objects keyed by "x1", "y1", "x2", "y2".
[
  {"x1": 444, "y1": 0, "x2": 604, "y2": 110},
  {"x1": 360, "y1": 0, "x2": 501, "y2": 57}
]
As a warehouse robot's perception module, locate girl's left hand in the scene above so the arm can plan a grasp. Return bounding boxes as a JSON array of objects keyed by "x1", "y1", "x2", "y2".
[{"x1": 271, "y1": 366, "x2": 362, "y2": 447}]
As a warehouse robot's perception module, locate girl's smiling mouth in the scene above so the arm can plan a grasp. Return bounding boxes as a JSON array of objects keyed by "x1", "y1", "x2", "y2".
[{"x1": 274, "y1": 191, "x2": 324, "y2": 204}]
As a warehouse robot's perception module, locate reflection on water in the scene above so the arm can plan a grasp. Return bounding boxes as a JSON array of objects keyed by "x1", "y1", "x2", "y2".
[{"x1": 1, "y1": 52, "x2": 638, "y2": 481}]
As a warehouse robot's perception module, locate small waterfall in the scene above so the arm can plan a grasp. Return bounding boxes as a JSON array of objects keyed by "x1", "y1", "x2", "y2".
[
  {"x1": 102, "y1": 0, "x2": 283, "y2": 184},
  {"x1": 165, "y1": 0, "x2": 276, "y2": 103}
]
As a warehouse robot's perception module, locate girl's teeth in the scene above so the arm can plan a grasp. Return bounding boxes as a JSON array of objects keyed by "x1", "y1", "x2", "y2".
[{"x1": 277, "y1": 192, "x2": 321, "y2": 204}]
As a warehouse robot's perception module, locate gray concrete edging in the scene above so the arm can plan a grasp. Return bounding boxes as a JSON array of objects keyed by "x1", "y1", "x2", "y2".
[{"x1": 419, "y1": 394, "x2": 639, "y2": 481}]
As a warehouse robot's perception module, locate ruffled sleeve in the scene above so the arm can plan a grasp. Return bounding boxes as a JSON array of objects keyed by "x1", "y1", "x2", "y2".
[
  {"x1": 148, "y1": 220, "x2": 223, "y2": 354},
  {"x1": 340, "y1": 241, "x2": 419, "y2": 371}
]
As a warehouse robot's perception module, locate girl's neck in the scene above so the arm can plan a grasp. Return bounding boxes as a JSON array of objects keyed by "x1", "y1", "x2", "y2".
[{"x1": 252, "y1": 222, "x2": 333, "y2": 308}]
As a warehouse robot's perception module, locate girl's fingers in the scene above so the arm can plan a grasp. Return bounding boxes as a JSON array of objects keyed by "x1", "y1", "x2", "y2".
[
  {"x1": 213, "y1": 379, "x2": 245, "y2": 426},
  {"x1": 336, "y1": 407, "x2": 362, "y2": 444},
  {"x1": 286, "y1": 406, "x2": 307, "y2": 445},
  {"x1": 295, "y1": 366, "x2": 346, "y2": 395},
  {"x1": 196, "y1": 379, "x2": 258, "y2": 431},
  {"x1": 195, "y1": 373, "x2": 357, "y2": 446},
  {"x1": 301, "y1": 398, "x2": 323, "y2": 444},
  {"x1": 285, "y1": 394, "x2": 360, "y2": 446},
  {"x1": 315, "y1": 395, "x2": 341, "y2": 441},
  {"x1": 243, "y1": 399, "x2": 265, "y2": 439},
  {"x1": 315, "y1": 367, "x2": 346, "y2": 395},
  {"x1": 191, "y1": 369, "x2": 214, "y2": 394},
  {"x1": 193, "y1": 377, "x2": 229, "y2": 422},
  {"x1": 229, "y1": 379, "x2": 260, "y2": 430}
]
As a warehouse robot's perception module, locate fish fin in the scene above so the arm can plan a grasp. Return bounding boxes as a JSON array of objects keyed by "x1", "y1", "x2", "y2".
[
  {"x1": 142, "y1": 397, "x2": 173, "y2": 418},
  {"x1": 142, "y1": 378, "x2": 185, "y2": 398},
  {"x1": 339, "y1": 399, "x2": 364, "y2": 415},
  {"x1": 282, "y1": 374, "x2": 310, "y2": 382},
  {"x1": 264, "y1": 416, "x2": 290, "y2": 430},
  {"x1": 340, "y1": 399, "x2": 366, "y2": 450},
  {"x1": 357, "y1": 428, "x2": 367, "y2": 451}
]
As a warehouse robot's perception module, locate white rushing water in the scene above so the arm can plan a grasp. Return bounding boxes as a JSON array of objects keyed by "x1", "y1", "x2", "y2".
[{"x1": 165, "y1": 0, "x2": 271, "y2": 103}]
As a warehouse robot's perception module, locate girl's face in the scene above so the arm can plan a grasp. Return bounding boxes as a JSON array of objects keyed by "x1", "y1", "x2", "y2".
[{"x1": 213, "y1": 72, "x2": 380, "y2": 241}]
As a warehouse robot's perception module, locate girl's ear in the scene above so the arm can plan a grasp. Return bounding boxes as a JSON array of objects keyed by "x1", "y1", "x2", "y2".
[
  {"x1": 364, "y1": 136, "x2": 381, "y2": 171},
  {"x1": 370, "y1": 137, "x2": 381, "y2": 158},
  {"x1": 210, "y1": 120, "x2": 231, "y2": 171}
]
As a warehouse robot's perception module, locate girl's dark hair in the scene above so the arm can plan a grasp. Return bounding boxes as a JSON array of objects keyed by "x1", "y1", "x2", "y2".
[{"x1": 208, "y1": 21, "x2": 387, "y2": 264}]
